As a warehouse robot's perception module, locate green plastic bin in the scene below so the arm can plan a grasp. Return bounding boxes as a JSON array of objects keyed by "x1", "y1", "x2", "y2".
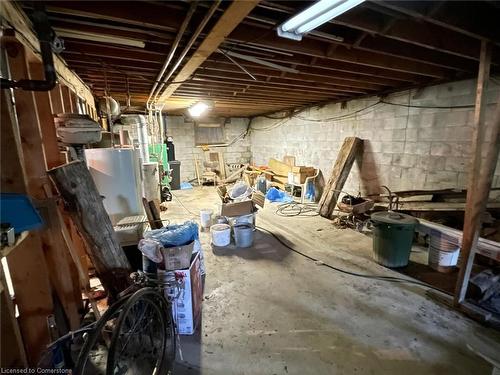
[{"x1": 370, "y1": 211, "x2": 418, "y2": 268}]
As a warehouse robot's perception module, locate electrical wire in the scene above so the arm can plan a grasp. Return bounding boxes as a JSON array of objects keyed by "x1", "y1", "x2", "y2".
[
  {"x1": 256, "y1": 225, "x2": 448, "y2": 293},
  {"x1": 380, "y1": 100, "x2": 475, "y2": 109},
  {"x1": 169, "y1": 193, "x2": 447, "y2": 293},
  {"x1": 276, "y1": 202, "x2": 319, "y2": 217},
  {"x1": 171, "y1": 192, "x2": 199, "y2": 218}
]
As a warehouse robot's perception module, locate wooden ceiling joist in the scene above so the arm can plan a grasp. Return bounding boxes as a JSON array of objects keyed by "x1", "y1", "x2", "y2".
[{"x1": 156, "y1": 0, "x2": 260, "y2": 103}]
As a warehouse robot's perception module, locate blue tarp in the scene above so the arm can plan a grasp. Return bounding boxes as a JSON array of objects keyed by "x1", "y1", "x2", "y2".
[
  {"x1": 265, "y1": 187, "x2": 293, "y2": 203},
  {"x1": 144, "y1": 220, "x2": 199, "y2": 247}
]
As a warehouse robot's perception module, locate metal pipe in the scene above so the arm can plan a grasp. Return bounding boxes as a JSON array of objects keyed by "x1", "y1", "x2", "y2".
[
  {"x1": 152, "y1": 0, "x2": 221, "y2": 104},
  {"x1": 147, "y1": 1, "x2": 198, "y2": 107},
  {"x1": 1, "y1": 3, "x2": 57, "y2": 91}
]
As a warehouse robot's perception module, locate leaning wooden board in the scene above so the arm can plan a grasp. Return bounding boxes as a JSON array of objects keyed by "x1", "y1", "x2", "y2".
[{"x1": 318, "y1": 137, "x2": 363, "y2": 218}]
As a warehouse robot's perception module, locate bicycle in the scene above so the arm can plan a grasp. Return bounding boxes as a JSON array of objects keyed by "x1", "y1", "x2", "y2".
[{"x1": 40, "y1": 271, "x2": 177, "y2": 375}]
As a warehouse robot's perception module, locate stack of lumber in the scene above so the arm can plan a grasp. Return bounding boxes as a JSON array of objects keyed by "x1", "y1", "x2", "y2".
[{"x1": 318, "y1": 137, "x2": 363, "y2": 218}]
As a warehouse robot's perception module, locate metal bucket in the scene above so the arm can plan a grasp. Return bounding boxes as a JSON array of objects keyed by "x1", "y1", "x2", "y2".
[{"x1": 234, "y1": 223, "x2": 254, "y2": 248}]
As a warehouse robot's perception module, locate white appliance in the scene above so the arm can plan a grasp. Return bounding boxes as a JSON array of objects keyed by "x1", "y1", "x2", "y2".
[{"x1": 84, "y1": 148, "x2": 143, "y2": 225}]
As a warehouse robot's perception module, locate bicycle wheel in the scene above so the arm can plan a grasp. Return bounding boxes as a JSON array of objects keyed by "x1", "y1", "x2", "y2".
[
  {"x1": 74, "y1": 295, "x2": 129, "y2": 375},
  {"x1": 106, "y1": 288, "x2": 175, "y2": 375}
]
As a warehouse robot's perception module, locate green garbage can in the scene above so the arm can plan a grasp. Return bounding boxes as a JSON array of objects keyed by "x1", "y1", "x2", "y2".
[{"x1": 370, "y1": 211, "x2": 418, "y2": 268}]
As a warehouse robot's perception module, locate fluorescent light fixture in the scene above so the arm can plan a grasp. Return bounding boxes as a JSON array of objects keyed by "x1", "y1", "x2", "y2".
[
  {"x1": 188, "y1": 101, "x2": 211, "y2": 117},
  {"x1": 54, "y1": 28, "x2": 146, "y2": 48},
  {"x1": 277, "y1": 0, "x2": 365, "y2": 41}
]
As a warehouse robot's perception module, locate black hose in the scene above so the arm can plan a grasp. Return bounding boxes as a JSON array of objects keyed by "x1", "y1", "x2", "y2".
[{"x1": 256, "y1": 225, "x2": 448, "y2": 293}]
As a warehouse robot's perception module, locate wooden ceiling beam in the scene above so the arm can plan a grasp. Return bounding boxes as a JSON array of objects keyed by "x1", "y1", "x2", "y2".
[
  {"x1": 206, "y1": 57, "x2": 404, "y2": 86},
  {"x1": 330, "y1": 6, "x2": 481, "y2": 61},
  {"x1": 189, "y1": 75, "x2": 357, "y2": 93},
  {"x1": 369, "y1": 1, "x2": 500, "y2": 44},
  {"x1": 157, "y1": 1, "x2": 260, "y2": 103},
  {"x1": 49, "y1": 17, "x2": 175, "y2": 43},
  {"x1": 41, "y1": 1, "x2": 186, "y2": 32},
  {"x1": 202, "y1": 60, "x2": 393, "y2": 88},
  {"x1": 176, "y1": 86, "x2": 335, "y2": 101},
  {"x1": 181, "y1": 81, "x2": 352, "y2": 97},
  {"x1": 193, "y1": 72, "x2": 370, "y2": 94},
  {"x1": 227, "y1": 25, "x2": 452, "y2": 78},
  {"x1": 356, "y1": 35, "x2": 477, "y2": 72}
]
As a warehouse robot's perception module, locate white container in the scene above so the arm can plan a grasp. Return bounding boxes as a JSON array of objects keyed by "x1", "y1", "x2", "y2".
[
  {"x1": 211, "y1": 224, "x2": 231, "y2": 247},
  {"x1": 142, "y1": 162, "x2": 159, "y2": 201},
  {"x1": 85, "y1": 148, "x2": 143, "y2": 225},
  {"x1": 428, "y1": 232, "x2": 460, "y2": 272},
  {"x1": 200, "y1": 209, "x2": 213, "y2": 229}
]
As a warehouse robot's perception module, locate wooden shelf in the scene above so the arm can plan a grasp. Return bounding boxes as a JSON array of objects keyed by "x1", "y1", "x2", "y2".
[{"x1": 1, "y1": 231, "x2": 28, "y2": 258}]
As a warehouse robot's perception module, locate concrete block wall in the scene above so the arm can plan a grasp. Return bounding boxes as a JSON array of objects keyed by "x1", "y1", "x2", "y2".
[
  {"x1": 249, "y1": 79, "x2": 500, "y2": 197},
  {"x1": 166, "y1": 116, "x2": 251, "y2": 182}
]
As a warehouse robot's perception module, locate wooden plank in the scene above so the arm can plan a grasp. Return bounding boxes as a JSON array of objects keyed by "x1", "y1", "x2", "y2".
[
  {"x1": 0, "y1": 88, "x2": 28, "y2": 194},
  {"x1": 0, "y1": 264, "x2": 28, "y2": 368},
  {"x1": 36, "y1": 201, "x2": 82, "y2": 330},
  {"x1": 6, "y1": 42, "x2": 82, "y2": 336},
  {"x1": 318, "y1": 137, "x2": 363, "y2": 218},
  {"x1": 49, "y1": 84, "x2": 64, "y2": 115},
  {"x1": 417, "y1": 219, "x2": 500, "y2": 262},
  {"x1": 268, "y1": 158, "x2": 292, "y2": 177},
  {"x1": 157, "y1": 0, "x2": 260, "y2": 102},
  {"x1": 29, "y1": 61, "x2": 62, "y2": 170},
  {"x1": 6, "y1": 40, "x2": 50, "y2": 200},
  {"x1": 61, "y1": 85, "x2": 73, "y2": 113},
  {"x1": 454, "y1": 41, "x2": 494, "y2": 305},
  {"x1": 374, "y1": 201, "x2": 500, "y2": 212},
  {"x1": 6, "y1": 233, "x2": 54, "y2": 364},
  {"x1": 48, "y1": 161, "x2": 132, "y2": 298}
]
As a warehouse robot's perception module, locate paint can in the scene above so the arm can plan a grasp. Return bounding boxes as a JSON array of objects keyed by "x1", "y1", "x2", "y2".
[
  {"x1": 200, "y1": 209, "x2": 213, "y2": 230},
  {"x1": 211, "y1": 224, "x2": 231, "y2": 247},
  {"x1": 428, "y1": 231, "x2": 460, "y2": 273},
  {"x1": 234, "y1": 223, "x2": 254, "y2": 248}
]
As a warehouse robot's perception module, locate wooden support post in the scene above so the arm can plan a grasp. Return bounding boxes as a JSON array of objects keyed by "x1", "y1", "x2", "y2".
[
  {"x1": 48, "y1": 161, "x2": 132, "y2": 298},
  {"x1": 1, "y1": 263, "x2": 28, "y2": 368},
  {"x1": 29, "y1": 61, "x2": 62, "y2": 170},
  {"x1": 61, "y1": 85, "x2": 73, "y2": 113},
  {"x1": 49, "y1": 84, "x2": 64, "y2": 115},
  {"x1": 7, "y1": 41, "x2": 82, "y2": 333},
  {"x1": 318, "y1": 137, "x2": 363, "y2": 218},
  {"x1": 1, "y1": 86, "x2": 53, "y2": 365},
  {"x1": 454, "y1": 41, "x2": 496, "y2": 305}
]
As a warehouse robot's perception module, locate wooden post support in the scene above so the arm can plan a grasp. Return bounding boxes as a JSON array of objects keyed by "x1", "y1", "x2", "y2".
[
  {"x1": 1, "y1": 86, "x2": 53, "y2": 365},
  {"x1": 49, "y1": 84, "x2": 64, "y2": 115},
  {"x1": 7, "y1": 41, "x2": 82, "y2": 332},
  {"x1": 61, "y1": 85, "x2": 73, "y2": 113},
  {"x1": 454, "y1": 40, "x2": 495, "y2": 305},
  {"x1": 29, "y1": 61, "x2": 62, "y2": 170},
  {"x1": 318, "y1": 137, "x2": 363, "y2": 218},
  {"x1": 48, "y1": 161, "x2": 132, "y2": 298}
]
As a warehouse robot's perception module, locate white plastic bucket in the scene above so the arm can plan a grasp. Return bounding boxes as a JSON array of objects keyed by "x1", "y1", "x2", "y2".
[
  {"x1": 200, "y1": 209, "x2": 213, "y2": 229},
  {"x1": 234, "y1": 224, "x2": 254, "y2": 248},
  {"x1": 428, "y1": 232, "x2": 460, "y2": 272},
  {"x1": 211, "y1": 224, "x2": 231, "y2": 247}
]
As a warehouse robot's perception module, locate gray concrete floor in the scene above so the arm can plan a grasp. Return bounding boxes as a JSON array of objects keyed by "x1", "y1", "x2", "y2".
[{"x1": 165, "y1": 186, "x2": 500, "y2": 375}]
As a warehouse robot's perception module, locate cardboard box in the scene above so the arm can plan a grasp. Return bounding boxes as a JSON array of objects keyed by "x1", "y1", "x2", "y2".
[
  {"x1": 160, "y1": 241, "x2": 194, "y2": 271},
  {"x1": 220, "y1": 200, "x2": 255, "y2": 217},
  {"x1": 164, "y1": 252, "x2": 202, "y2": 335},
  {"x1": 217, "y1": 185, "x2": 265, "y2": 217},
  {"x1": 289, "y1": 166, "x2": 316, "y2": 184}
]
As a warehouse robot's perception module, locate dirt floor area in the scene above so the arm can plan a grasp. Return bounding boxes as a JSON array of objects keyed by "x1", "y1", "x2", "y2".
[{"x1": 164, "y1": 186, "x2": 500, "y2": 375}]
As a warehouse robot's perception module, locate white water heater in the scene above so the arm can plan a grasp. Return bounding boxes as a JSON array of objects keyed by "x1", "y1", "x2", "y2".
[{"x1": 85, "y1": 148, "x2": 143, "y2": 225}]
